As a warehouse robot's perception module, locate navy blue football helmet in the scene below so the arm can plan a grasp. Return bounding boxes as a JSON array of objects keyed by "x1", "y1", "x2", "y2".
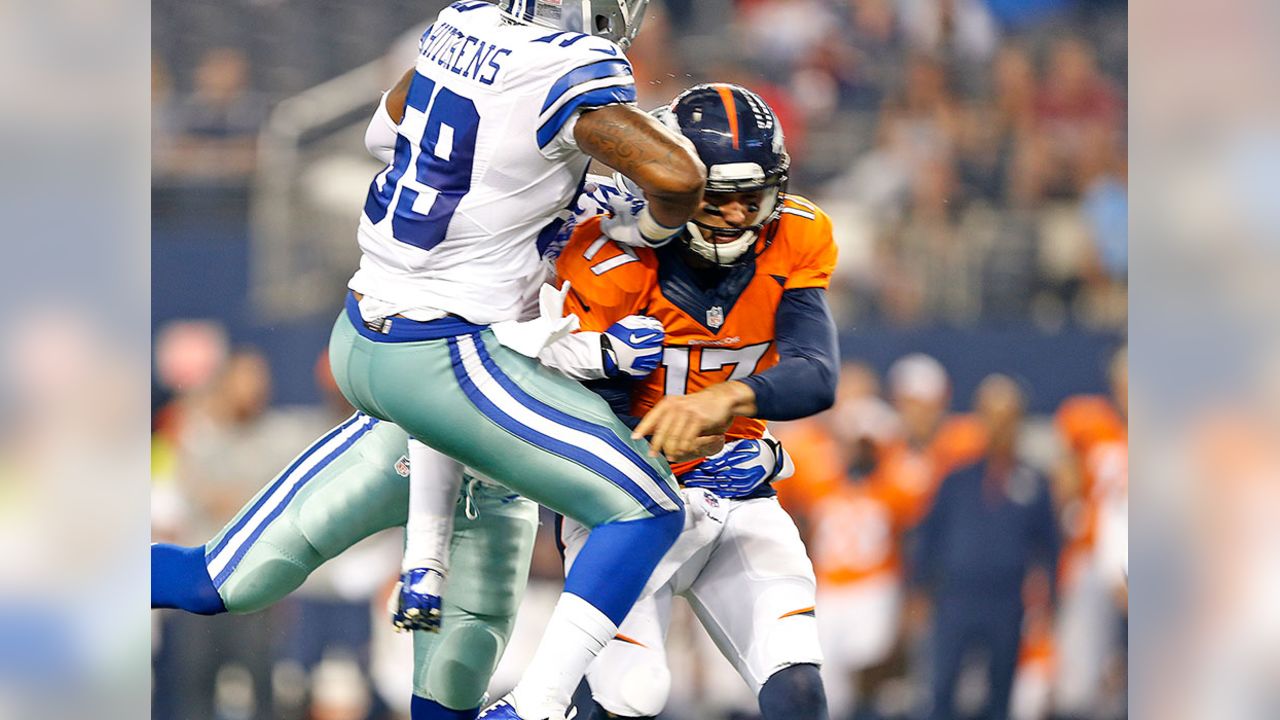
[{"x1": 658, "y1": 83, "x2": 790, "y2": 264}]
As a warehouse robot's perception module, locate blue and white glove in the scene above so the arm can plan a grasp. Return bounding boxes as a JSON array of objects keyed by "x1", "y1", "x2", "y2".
[
  {"x1": 391, "y1": 567, "x2": 445, "y2": 632},
  {"x1": 602, "y1": 315, "x2": 665, "y2": 378},
  {"x1": 600, "y1": 173, "x2": 684, "y2": 248},
  {"x1": 682, "y1": 436, "x2": 793, "y2": 499}
]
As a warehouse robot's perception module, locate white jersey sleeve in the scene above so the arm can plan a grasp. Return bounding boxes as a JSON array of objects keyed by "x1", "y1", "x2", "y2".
[{"x1": 531, "y1": 34, "x2": 638, "y2": 158}]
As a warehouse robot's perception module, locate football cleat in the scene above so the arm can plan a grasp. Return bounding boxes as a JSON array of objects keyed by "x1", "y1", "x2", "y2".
[
  {"x1": 478, "y1": 695, "x2": 565, "y2": 720},
  {"x1": 391, "y1": 567, "x2": 445, "y2": 632}
]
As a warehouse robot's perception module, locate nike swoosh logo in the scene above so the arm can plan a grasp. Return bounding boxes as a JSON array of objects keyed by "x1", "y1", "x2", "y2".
[{"x1": 628, "y1": 333, "x2": 659, "y2": 345}]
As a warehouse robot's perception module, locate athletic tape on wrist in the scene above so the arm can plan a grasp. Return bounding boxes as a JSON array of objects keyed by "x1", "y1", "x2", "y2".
[{"x1": 637, "y1": 206, "x2": 685, "y2": 244}]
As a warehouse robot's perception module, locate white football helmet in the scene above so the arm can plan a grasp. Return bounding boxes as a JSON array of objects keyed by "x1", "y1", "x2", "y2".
[{"x1": 496, "y1": 0, "x2": 651, "y2": 49}]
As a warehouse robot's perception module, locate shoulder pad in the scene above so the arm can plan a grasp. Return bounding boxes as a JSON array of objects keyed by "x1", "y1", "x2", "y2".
[{"x1": 559, "y1": 219, "x2": 656, "y2": 297}]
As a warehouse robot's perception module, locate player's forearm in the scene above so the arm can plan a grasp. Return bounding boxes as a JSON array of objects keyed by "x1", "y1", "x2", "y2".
[
  {"x1": 537, "y1": 330, "x2": 610, "y2": 380},
  {"x1": 574, "y1": 104, "x2": 706, "y2": 228}
]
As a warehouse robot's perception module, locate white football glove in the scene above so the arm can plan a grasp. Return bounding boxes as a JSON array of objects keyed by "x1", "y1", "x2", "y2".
[
  {"x1": 491, "y1": 282, "x2": 580, "y2": 358},
  {"x1": 599, "y1": 173, "x2": 684, "y2": 248},
  {"x1": 602, "y1": 315, "x2": 665, "y2": 378}
]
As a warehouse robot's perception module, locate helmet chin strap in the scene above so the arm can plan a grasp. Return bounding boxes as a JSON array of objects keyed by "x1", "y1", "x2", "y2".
[{"x1": 685, "y1": 223, "x2": 757, "y2": 265}]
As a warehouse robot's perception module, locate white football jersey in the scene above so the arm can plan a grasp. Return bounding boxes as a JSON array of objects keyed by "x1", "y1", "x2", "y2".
[{"x1": 349, "y1": 1, "x2": 637, "y2": 324}]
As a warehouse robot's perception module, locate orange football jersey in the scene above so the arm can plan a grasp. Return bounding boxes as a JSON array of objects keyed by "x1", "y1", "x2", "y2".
[
  {"x1": 809, "y1": 477, "x2": 917, "y2": 587},
  {"x1": 1056, "y1": 395, "x2": 1127, "y2": 562},
  {"x1": 874, "y1": 414, "x2": 987, "y2": 528},
  {"x1": 773, "y1": 418, "x2": 845, "y2": 518},
  {"x1": 556, "y1": 195, "x2": 837, "y2": 463}
]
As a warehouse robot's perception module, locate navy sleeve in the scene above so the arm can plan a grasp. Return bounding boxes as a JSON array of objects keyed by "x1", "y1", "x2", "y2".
[
  {"x1": 739, "y1": 287, "x2": 839, "y2": 421},
  {"x1": 584, "y1": 377, "x2": 640, "y2": 429},
  {"x1": 908, "y1": 471, "x2": 951, "y2": 591},
  {"x1": 1030, "y1": 473, "x2": 1062, "y2": 605}
]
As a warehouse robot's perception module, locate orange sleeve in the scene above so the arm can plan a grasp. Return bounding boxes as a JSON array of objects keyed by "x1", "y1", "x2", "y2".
[
  {"x1": 933, "y1": 415, "x2": 988, "y2": 476},
  {"x1": 556, "y1": 217, "x2": 652, "y2": 332},
  {"x1": 1055, "y1": 396, "x2": 1109, "y2": 455},
  {"x1": 780, "y1": 199, "x2": 838, "y2": 291}
]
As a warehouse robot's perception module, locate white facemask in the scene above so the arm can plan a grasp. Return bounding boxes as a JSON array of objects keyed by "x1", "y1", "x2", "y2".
[{"x1": 684, "y1": 225, "x2": 757, "y2": 264}]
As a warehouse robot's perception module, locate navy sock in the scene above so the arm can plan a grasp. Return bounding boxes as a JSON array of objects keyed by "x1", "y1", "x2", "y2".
[
  {"x1": 411, "y1": 695, "x2": 478, "y2": 719},
  {"x1": 759, "y1": 663, "x2": 828, "y2": 720},
  {"x1": 562, "y1": 509, "x2": 683, "y2": 625},
  {"x1": 150, "y1": 543, "x2": 226, "y2": 615}
]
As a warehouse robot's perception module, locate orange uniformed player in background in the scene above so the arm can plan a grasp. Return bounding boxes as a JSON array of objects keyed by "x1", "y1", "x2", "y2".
[
  {"x1": 1051, "y1": 346, "x2": 1127, "y2": 718},
  {"x1": 554, "y1": 84, "x2": 840, "y2": 720}
]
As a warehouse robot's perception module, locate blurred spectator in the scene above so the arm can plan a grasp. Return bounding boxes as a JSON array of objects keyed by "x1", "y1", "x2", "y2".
[
  {"x1": 897, "y1": 0, "x2": 999, "y2": 69},
  {"x1": 1034, "y1": 37, "x2": 1124, "y2": 198},
  {"x1": 153, "y1": 52, "x2": 177, "y2": 180},
  {"x1": 152, "y1": 349, "x2": 281, "y2": 720},
  {"x1": 1051, "y1": 347, "x2": 1128, "y2": 718},
  {"x1": 1079, "y1": 128, "x2": 1128, "y2": 282},
  {"x1": 876, "y1": 354, "x2": 985, "y2": 524},
  {"x1": 910, "y1": 375, "x2": 1060, "y2": 720},
  {"x1": 165, "y1": 47, "x2": 266, "y2": 181},
  {"x1": 808, "y1": 395, "x2": 914, "y2": 720},
  {"x1": 738, "y1": 0, "x2": 837, "y2": 82}
]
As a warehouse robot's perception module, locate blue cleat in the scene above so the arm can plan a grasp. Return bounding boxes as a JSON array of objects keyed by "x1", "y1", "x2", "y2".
[
  {"x1": 478, "y1": 696, "x2": 565, "y2": 720},
  {"x1": 477, "y1": 698, "x2": 523, "y2": 719},
  {"x1": 391, "y1": 567, "x2": 445, "y2": 632}
]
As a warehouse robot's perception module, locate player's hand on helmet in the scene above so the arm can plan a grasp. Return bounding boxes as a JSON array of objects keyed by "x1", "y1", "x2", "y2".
[
  {"x1": 633, "y1": 382, "x2": 751, "y2": 460},
  {"x1": 600, "y1": 173, "x2": 684, "y2": 248},
  {"x1": 683, "y1": 436, "x2": 793, "y2": 498},
  {"x1": 391, "y1": 567, "x2": 445, "y2": 632},
  {"x1": 602, "y1": 315, "x2": 665, "y2": 378}
]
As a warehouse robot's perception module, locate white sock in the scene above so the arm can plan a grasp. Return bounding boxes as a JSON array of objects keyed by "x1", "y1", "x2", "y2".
[
  {"x1": 510, "y1": 593, "x2": 617, "y2": 718},
  {"x1": 403, "y1": 439, "x2": 461, "y2": 572}
]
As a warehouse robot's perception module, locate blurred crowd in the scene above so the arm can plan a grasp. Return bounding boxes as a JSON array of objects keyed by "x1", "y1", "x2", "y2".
[
  {"x1": 770, "y1": 349, "x2": 1128, "y2": 720},
  {"x1": 151, "y1": 0, "x2": 1126, "y2": 331}
]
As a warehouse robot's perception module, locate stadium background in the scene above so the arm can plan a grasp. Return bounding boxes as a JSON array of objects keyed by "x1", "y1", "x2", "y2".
[{"x1": 150, "y1": 1, "x2": 1127, "y2": 718}]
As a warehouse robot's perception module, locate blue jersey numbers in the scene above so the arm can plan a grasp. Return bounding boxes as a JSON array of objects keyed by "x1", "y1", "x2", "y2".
[{"x1": 363, "y1": 73, "x2": 480, "y2": 251}]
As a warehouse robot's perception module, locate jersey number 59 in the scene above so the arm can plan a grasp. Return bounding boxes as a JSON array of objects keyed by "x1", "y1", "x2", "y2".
[{"x1": 364, "y1": 73, "x2": 480, "y2": 251}]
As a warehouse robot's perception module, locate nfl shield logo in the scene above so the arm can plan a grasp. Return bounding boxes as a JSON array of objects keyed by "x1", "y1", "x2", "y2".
[
  {"x1": 707, "y1": 305, "x2": 725, "y2": 329},
  {"x1": 394, "y1": 455, "x2": 411, "y2": 478}
]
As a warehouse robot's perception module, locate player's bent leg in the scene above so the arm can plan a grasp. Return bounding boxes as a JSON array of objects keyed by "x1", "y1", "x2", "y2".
[
  {"x1": 412, "y1": 478, "x2": 539, "y2": 718},
  {"x1": 584, "y1": 589, "x2": 673, "y2": 719},
  {"x1": 153, "y1": 413, "x2": 411, "y2": 614},
  {"x1": 331, "y1": 316, "x2": 683, "y2": 717},
  {"x1": 686, "y1": 497, "x2": 825, "y2": 718},
  {"x1": 330, "y1": 318, "x2": 680, "y2": 527}
]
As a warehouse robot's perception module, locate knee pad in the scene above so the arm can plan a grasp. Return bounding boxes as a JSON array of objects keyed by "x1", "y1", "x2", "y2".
[
  {"x1": 216, "y1": 539, "x2": 314, "y2": 614},
  {"x1": 417, "y1": 613, "x2": 510, "y2": 709},
  {"x1": 591, "y1": 655, "x2": 670, "y2": 718}
]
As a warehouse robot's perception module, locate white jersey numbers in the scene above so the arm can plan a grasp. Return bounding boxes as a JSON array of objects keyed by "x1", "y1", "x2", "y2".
[{"x1": 364, "y1": 74, "x2": 480, "y2": 252}]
